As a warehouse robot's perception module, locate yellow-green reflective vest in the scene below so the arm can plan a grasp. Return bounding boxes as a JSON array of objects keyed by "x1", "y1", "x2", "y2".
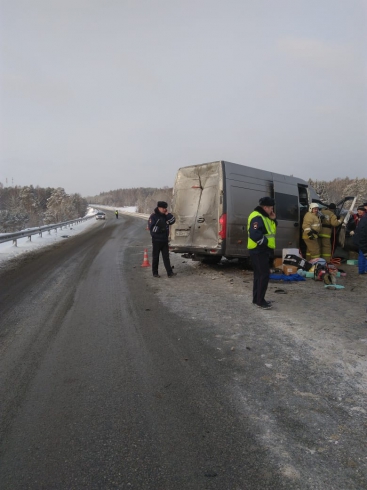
[{"x1": 247, "y1": 211, "x2": 276, "y2": 250}]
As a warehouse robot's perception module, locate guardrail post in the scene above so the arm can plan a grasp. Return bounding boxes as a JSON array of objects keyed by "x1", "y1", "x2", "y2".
[{"x1": 13, "y1": 239, "x2": 17, "y2": 247}]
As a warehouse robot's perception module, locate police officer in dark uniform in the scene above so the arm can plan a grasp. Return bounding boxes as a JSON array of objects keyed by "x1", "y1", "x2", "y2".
[
  {"x1": 352, "y1": 205, "x2": 367, "y2": 275},
  {"x1": 148, "y1": 201, "x2": 176, "y2": 278},
  {"x1": 247, "y1": 197, "x2": 277, "y2": 309},
  {"x1": 357, "y1": 209, "x2": 367, "y2": 275}
]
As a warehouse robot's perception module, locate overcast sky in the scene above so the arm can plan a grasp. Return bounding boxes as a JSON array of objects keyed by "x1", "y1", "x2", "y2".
[{"x1": 1, "y1": 0, "x2": 366, "y2": 196}]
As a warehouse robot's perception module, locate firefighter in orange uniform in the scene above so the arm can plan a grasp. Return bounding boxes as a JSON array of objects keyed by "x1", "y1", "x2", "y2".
[{"x1": 302, "y1": 203, "x2": 322, "y2": 260}]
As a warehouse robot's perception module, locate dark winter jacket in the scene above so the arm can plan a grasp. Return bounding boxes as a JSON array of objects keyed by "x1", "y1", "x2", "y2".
[
  {"x1": 248, "y1": 206, "x2": 278, "y2": 255},
  {"x1": 357, "y1": 213, "x2": 367, "y2": 254},
  {"x1": 148, "y1": 208, "x2": 176, "y2": 242}
]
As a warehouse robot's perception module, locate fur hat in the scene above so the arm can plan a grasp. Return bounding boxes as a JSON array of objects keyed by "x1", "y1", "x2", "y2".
[
  {"x1": 328, "y1": 203, "x2": 336, "y2": 209},
  {"x1": 157, "y1": 201, "x2": 168, "y2": 208},
  {"x1": 259, "y1": 197, "x2": 275, "y2": 206},
  {"x1": 357, "y1": 205, "x2": 365, "y2": 211}
]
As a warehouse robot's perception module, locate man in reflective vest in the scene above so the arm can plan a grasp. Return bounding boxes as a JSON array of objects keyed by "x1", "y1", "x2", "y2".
[{"x1": 247, "y1": 197, "x2": 277, "y2": 310}]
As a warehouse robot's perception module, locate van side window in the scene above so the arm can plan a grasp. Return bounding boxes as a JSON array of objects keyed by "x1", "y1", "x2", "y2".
[
  {"x1": 231, "y1": 185, "x2": 271, "y2": 219},
  {"x1": 274, "y1": 193, "x2": 298, "y2": 221}
]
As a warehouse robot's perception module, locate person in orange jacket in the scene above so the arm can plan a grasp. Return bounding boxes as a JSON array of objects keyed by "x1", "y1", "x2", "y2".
[{"x1": 302, "y1": 203, "x2": 322, "y2": 260}]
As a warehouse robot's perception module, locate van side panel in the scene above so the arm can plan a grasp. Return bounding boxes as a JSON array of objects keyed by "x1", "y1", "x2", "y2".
[
  {"x1": 223, "y1": 161, "x2": 311, "y2": 257},
  {"x1": 170, "y1": 162, "x2": 223, "y2": 254},
  {"x1": 224, "y1": 162, "x2": 272, "y2": 257}
]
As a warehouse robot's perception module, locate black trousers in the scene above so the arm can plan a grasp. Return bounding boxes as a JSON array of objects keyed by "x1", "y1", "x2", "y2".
[
  {"x1": 152, "y1": 240, "x2": 173, "y2": 276},
  {"x1": 251, "y1": 252, "x2": 270, "y2": 306}
]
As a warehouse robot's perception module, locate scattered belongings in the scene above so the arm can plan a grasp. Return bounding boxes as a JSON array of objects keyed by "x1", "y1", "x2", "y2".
[
  {"x1": 269, "y1": 273, "x2": 306, "y2": 282},
  {"x1": 273, "y1": 258, "x2": 283, "y2": 268},
  {"x1": 282, "y1": 264, "x2": 298, "y2": 275},
  {"x1": 283, "y1": 254, "x2": 312, "y2": 271},
  {"x1": 273, "y1": 249, "x2": 313, "y2": 276},
  {"x1": 269, "y1": 247, "x2": 354, "y2": 291},
  {"x1": 282, "y1": 248, "x2": 300, "y2": 260},
  {"x1": 346, "y1": 259, "x2": 358, "y2": 265}
]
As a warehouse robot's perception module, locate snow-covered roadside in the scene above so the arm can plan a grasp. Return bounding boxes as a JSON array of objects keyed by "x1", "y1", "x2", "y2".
[
  {"x1": 0, "y1": 206, "x2": 147, "y2": 268},
  {"x1": 0, "y1": 207, "x2": 100, "y2": 267}
]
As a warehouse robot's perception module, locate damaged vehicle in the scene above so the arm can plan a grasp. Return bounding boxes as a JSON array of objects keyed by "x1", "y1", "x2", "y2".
[
  {"x1": 169, "y1": 161, "x2": 361, "y2": 263},
  {"x1": 169, "y1": 160, "x2": 321, "y2": 262}
]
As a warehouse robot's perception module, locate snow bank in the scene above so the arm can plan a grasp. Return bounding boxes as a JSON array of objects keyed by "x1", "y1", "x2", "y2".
[{"x1": 0, "y1": 208, "x2": 98, "y2": 267}]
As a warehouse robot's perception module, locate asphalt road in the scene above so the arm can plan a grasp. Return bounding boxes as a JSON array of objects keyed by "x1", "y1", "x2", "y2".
[{"x1": 0, "y1": 213, "x2": 366, "y2": 489}]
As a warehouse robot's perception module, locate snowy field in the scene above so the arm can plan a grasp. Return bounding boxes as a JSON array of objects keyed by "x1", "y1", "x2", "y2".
[{"x1": 0, "y1": 206, "x2": 139, "y2": 267}]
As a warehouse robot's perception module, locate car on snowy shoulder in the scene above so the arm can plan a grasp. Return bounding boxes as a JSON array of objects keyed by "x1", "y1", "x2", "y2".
[{"x1": 95, "y1": 212, "x2": 106, "y2": 220}]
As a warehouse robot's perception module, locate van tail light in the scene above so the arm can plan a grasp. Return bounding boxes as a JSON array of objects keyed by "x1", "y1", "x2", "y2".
[{"x1": 219, "y1": 214, "x2": 227, "y2": 240}]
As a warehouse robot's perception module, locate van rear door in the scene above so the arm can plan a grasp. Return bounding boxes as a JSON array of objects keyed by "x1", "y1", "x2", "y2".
[{"x1": 171, "y1": 162, "x2": 222, "y2": 253}]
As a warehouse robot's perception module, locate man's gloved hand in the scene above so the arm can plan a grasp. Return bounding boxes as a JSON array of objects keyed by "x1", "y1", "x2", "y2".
[{"x1": 349, "y1": 230, "x2": 355, "y2": 236}]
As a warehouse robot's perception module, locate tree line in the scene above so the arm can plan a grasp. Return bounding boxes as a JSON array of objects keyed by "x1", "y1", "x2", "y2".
[
  {"x1": 308, "y1": 177, "x2": 367, "y2": 205},
  {"x1": 0, "y1": 184, "x2": 88, "y2": 233}
]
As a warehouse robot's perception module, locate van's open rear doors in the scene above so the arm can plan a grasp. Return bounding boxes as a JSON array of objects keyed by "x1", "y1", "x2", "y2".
[
  {"x1": 273, "y1": 179, "x2": 300, "y2": 253},
  {"x1": 170, "y1": 162, "x2": 223, "y2": 255},
  {"x1": 335, "y1": 196, "x2": 358, "y2": 251}
]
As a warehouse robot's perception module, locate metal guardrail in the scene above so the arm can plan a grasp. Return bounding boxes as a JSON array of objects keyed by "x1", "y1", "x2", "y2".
[{"x1": 0, "y1": 215, "x2": 96, "y2": 246}]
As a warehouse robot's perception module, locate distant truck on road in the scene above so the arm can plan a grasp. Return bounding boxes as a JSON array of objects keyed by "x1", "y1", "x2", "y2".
[{"x1": 169, "y1": 160, "x2": 321, "y2": 262}]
